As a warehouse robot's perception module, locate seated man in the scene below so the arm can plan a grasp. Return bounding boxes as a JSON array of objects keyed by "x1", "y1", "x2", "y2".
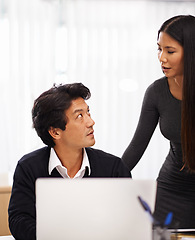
[{"x1": 8, "y1": 83, "x2": 131, "y2": 240}]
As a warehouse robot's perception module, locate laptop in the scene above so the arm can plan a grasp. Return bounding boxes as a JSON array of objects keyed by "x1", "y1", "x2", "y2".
[{"x1": 36, "y1": 178, "x2": 156, "y2": 240}]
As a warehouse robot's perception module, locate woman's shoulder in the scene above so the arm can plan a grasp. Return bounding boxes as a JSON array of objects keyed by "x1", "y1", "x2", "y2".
[
  {"x1": 143, "y1": 77, "x2": 168, "y2": 105},
  {"x1": 145, "y1": 76, "x2": 167, "y2": 96},
  {"x1": 149, "y1": 76, "x2": 167, "y2": 89}
]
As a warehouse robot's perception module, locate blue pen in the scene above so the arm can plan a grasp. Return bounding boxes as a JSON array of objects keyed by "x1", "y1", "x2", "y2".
[
  {"x1": 137, "y1": 196, "x2": 159, "y2": 225},
  {"x1": 138, "y1": 196, "x2": 173, "y2": 227},
  {"x1": 138, "y1": 196, "x2": 173, "y2": 240},
  {"x1": 164, "y1": 212, "x2": 173, "y2": 226}
]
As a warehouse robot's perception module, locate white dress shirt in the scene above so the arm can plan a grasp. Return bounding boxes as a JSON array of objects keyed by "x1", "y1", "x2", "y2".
[{"x1": 48, "y1": 148, "x2": 91, "y2": 179}]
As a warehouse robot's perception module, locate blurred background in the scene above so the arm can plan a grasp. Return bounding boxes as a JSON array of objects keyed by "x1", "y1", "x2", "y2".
[{"x1": 1, "y1": 0, "x2": 195, "y2": 183}]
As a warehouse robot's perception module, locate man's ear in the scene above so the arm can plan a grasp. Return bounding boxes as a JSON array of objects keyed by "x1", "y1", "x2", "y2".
[{"x1": 48, "y1": 127, "x2": 61, "y2": 140}]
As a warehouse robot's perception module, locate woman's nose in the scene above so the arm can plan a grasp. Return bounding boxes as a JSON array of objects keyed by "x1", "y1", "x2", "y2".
[{"x1": 159, "y1": 51, "x2": 167, "y2": 63}]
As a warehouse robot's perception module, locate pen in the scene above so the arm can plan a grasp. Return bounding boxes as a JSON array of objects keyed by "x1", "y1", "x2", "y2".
[
  {"x1": 138, "y1": 196, "x2": 173, "y2": 227},
  {"x1": 164, "y1": 212, "x2": 173, "y2": 226},
  {"x1": 137, "y1": 196, "x2": 158, "y2": 224}
]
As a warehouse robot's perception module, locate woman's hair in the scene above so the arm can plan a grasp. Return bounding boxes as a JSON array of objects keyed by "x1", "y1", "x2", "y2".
[
  {"x1": 158, "y1": 15, "x2": 195, "y2": 171},
  {"x1": 32, "y1": 83, "x2": 91, "y2": 147}
]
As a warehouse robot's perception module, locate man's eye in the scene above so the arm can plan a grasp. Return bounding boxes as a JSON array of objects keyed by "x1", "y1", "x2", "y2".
[{"x1": 77, "y1": 114, "x2": 83, "y2": 118}]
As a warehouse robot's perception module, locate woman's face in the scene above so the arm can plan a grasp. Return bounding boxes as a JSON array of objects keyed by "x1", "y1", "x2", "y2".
[{"x1": 157, "y1": 31, "x2": 184, "y2": 79}]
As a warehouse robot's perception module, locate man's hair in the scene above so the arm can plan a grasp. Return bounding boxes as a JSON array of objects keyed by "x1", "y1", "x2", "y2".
[{"x1": 32, "y1": 83, "x2": 91, "y2": 147}]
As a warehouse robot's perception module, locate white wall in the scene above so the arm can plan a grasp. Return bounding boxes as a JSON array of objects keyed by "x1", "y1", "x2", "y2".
[{"x1": 1, "y1": 0, "x2": 195, "y2": 182}]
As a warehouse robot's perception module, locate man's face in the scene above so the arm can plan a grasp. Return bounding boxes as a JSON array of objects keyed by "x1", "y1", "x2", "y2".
[{"x1": 60, "y1": 97, "x2": 95, "y2": 150}]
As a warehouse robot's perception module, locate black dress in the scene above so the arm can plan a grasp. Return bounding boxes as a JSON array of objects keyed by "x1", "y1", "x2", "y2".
[{"x1": 122, "y1": 76, "x2": 195, "y2": 228}]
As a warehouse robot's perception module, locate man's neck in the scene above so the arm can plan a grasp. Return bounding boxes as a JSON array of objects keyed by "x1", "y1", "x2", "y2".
[{"x1": 53, "y1": 146, "x2": 83, "y2": 178}]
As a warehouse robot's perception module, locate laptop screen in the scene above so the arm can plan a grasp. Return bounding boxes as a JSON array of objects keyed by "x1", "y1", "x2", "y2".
[{"x1": 36, "y1": 178, "x2": 156, "y2": 240}]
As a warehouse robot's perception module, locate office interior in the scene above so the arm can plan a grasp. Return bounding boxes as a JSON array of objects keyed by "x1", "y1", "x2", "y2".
[
  {"x1": 0, "y1": 0, "x2": 195, "y2": 236},
  {"x1": 2, "y1": 0, "x2": 195, "y2": 182}
]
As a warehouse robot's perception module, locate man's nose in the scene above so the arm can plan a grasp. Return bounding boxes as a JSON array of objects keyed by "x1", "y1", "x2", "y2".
[{"x1": 86, "y1": 115, "x2": 95, "y2": 127}]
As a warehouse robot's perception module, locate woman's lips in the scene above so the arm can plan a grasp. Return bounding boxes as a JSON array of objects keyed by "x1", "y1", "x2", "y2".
[{"x1": 162, "y1": 66, "x2": 171, "y2": 72}]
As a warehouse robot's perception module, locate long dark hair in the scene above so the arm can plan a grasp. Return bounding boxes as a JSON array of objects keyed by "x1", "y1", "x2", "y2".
[{"x1": 158, "y1": 15, "x2": 195, "y2": 171}]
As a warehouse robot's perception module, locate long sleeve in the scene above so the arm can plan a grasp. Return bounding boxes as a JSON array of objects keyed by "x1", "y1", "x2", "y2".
[
  {"x1": 8, "y1": 162, "x2": 36, "y2": 240},
  {"x1": 122, "y1": 82, "x2": 160, "y2": 171},
  {"x1": 8, "y1": 147, "x2": 62, "y2": 240},
  {"x1": 8, "y1": 146, "x2": 130, "y2": 240}
]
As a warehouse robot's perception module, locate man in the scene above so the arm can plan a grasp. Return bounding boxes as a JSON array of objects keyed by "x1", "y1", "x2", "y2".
[{"x1": 8, "y1": 83, "x2": 131, "y2": 240}]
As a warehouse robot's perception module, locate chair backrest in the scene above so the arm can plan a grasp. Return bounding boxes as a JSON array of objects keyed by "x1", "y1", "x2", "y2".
[{"x1": 0, "y1": 186, "x2": 12, "y2": 236}]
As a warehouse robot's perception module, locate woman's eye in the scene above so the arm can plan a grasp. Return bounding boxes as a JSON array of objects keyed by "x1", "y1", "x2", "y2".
[{"x1": 168, "y1": 51, "x2": 175, "y2": 54}]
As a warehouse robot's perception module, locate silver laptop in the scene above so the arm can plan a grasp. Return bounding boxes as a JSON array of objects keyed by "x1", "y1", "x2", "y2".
[{"x1": 36, "y1": 178, "x2": 156, "y2": 240}]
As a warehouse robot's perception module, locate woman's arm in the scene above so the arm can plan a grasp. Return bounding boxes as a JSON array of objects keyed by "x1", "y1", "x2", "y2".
[{"x1": 122, "y1": 83, "x2": 159, "y2": 171}]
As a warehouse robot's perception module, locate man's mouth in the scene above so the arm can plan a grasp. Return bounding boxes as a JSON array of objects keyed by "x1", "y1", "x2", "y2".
[{"x1": 87, "y1": 130, "x2": 94, "y2": 136}]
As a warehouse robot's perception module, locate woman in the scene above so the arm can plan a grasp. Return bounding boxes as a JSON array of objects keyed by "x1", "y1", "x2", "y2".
[{"x1": 122, "y1": 15, "x2": 195, "y2": 228}]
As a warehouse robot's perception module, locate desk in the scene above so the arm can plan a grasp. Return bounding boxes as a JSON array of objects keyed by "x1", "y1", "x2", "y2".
[
  {"x1": 0, "y1": 237, "x2": 14, "y2": 240},
  {"x1": 1, "y1": 234, "x2": 195, "y2": 240},
  {"x1": 0, "y1": 186, "x2": 12, "y2": 236}
]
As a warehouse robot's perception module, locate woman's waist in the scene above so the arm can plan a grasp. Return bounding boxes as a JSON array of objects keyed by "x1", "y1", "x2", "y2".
[
  {"x1": 157, "y1": 155, "x2": 195, "y2": 192},
  {"x1": 169, "y1": 142, "x2": 182, "y2": 159}
]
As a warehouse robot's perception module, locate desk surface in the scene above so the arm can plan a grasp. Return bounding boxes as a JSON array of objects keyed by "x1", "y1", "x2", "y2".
[
  {"x1": 0, "y1": 236, "x2": 14, "y2": 240},
  {"x1": 1, "y1": 234, "x2": 195, "y2": 240},
  {"x1": 0, "y1": 186, "x2": 12, "y2": 193}
]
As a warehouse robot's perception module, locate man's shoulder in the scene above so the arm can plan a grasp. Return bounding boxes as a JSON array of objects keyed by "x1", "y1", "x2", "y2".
[
  {"x1": 86, "y1": 147, "x2": 120, "y2": 159},
  {"x1": 19, "y1": 146, "x2": 50, "y2": 165},
  {"x1": 13, "y1": 147, "x2": 51, "y2": 181},
  {"x1": 86, "y1": 148, "x2": 131, "y2": 177}
]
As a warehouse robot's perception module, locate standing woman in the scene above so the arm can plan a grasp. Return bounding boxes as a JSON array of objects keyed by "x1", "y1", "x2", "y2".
[{"x1": 122, "y1": 15, "x2": 195, "y2": 228}]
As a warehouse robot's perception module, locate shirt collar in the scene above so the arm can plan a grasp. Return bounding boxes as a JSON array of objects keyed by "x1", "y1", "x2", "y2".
[{"x1": 48, "y1": 148, "x2": 91, "y2": 178}]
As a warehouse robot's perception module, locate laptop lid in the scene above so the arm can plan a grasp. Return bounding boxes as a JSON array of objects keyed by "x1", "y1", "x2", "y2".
[{"x1": 36, "y1": 178, "x2": 156, "y2": 240}]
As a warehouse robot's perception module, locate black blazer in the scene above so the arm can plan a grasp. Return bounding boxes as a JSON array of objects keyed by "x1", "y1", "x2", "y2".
[{"x1": 8, "y1": 147, "x2": 131, "y2": 240}]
